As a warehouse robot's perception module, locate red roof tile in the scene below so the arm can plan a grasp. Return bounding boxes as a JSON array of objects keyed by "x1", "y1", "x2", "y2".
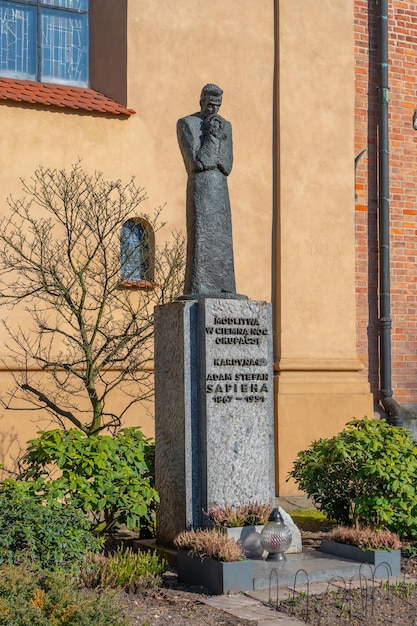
[{"x1": 0, "y1": 77, "x2": 135, "y2": 116}]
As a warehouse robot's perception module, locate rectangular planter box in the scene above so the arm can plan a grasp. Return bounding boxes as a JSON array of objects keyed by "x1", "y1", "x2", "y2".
[
  {"x1": 176, "y1": 549, "x2": 254, "y2": 595},
  {"x1": 321, "y1": 540, "x2": 401, "y2": 577}
]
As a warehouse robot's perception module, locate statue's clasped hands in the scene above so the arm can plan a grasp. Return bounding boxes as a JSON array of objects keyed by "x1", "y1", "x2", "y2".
[{"x1": 205, "y1": 114, "x2": 225, "y2": 139}]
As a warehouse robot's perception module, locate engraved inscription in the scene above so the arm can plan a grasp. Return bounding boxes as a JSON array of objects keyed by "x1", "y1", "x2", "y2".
[{"x1": 205, "y1": 313, "x2": 270, "y2": 405}]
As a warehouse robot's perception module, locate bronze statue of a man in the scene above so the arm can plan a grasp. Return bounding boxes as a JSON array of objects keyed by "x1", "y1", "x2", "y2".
[{"x1": 177, "y1": 84, "x2": 237, "y2": 297}]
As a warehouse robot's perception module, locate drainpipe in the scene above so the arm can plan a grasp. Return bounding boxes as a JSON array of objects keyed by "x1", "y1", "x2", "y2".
[{"x1": 377, "y1": 0, "x2": 403, "y2": 426}]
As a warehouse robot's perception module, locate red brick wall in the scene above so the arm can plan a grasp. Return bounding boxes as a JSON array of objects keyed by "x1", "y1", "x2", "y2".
[{"x1": 355, "y1": 0, "x2": 417, "y2": 405}]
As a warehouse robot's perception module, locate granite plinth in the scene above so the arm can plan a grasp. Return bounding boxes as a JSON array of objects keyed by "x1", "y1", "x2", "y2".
[
  {"x1": 154, "y1": 298, "x2": 274, "y2": 545},
  {"x1": 136, "y1": 540, "x2": 401, "y2": 594},
  {"x1": 251, "y1": 551, "x2": 380, "y2": 590}
]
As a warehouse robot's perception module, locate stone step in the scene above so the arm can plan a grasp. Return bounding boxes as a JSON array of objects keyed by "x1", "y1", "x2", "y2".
[
  {"x1": 137, "y1": 540, "x2": 399, "y2": 594},
  {"x1": 251, "y1": 550, "x2": 380, "y2": 590}
]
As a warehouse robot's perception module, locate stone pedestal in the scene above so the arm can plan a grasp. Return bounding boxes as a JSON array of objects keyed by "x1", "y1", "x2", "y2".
[{"x1": 155, "y1": 298, "x2": 275, "y2": 545}]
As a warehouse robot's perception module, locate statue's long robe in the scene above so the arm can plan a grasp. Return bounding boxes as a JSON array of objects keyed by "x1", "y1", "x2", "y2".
[{"x1": 177, "y1": 112, "x2": 236, "y2": 296}]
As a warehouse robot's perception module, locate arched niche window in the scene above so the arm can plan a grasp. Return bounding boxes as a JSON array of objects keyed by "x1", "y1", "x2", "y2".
[{"x1": 120, "y1": 218, "x2": 154, "y2": 289}]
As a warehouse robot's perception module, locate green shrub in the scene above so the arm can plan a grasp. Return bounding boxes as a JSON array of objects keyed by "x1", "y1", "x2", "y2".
[
  {"x1": 0, "y1": 562, "x2": 128, "y2": 625},
  {"x1": 20, "y1": 427, "x2": 158, "y2": 535},
  {"x1": 83, "y1": 547, "x2": 167, "y2": 592},
  {"x1": 0, "y1": 480, "x2": 101, "y2": 570},
  {"x1": 288, "y1": 417, "x2": 417, "y2": 536}
]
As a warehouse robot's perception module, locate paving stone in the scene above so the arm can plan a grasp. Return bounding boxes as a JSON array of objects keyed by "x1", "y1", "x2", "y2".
[{"x1": 202, "y1": 593, "x2": 308, "y2": 625}]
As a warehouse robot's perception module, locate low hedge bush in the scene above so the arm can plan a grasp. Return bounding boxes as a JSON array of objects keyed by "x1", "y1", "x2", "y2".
[
  {"x1": 83, "y1": 547, "x2": 167, "y2": 592},
  {"x1": 0, "y1": 562, "x2": 128, "y2": 625},
  {"x1": 0, "y1": 480, "x2": 101, "y2": 570},
  {"x1": 288, "y1": 417, "x2": 417, "y2": 536}
]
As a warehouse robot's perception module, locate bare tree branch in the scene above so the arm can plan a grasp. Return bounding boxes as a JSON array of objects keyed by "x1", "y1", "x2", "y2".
[
  {"x1": 20, "y1": 383, "x2": 87, "y2": 433},
  {"x1": 0, "y1": 164, "x2": 185, "y2": 434}
]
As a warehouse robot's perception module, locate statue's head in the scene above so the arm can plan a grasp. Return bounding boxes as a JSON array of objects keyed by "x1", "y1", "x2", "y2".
[{"x1": 200, "y1": 84, "x2": 223, "y2": 118}]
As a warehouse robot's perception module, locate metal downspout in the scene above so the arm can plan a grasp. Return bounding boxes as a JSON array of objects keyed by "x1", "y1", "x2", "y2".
[{"x1": 377, "y1": 0, "x2": 403, "y2": 425}]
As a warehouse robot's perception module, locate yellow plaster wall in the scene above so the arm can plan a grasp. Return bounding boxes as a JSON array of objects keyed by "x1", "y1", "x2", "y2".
[
  {"x1": 274, "y1": 0, "x2": 373, "y2": 494},
  {"x1": 276, "y1": 0, "x2": 357, "y2": 361},
  {"x1": 0, "y1": 1, "x2": 274, "y2": 464}
]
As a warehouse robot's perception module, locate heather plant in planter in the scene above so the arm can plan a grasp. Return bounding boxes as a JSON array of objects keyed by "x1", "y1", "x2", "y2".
[
  {"x1": 328, "y1": 526, "x2": 402, "y2": 551},
  {"x1": 174, "y1": 529, "x2": 244, "y2": 561},
  {"x1": 207, "y1": 502, "x2": 271, "y2": 528},
  {"x1": 174, "y1": 529, "x2": 253, "y2": 595},
  {"x1": 207, "y1": 502, "x2": 271, "y2": 559},
  {"x1": 321, "y1": 526, "x2": 403, "y2": 576}
]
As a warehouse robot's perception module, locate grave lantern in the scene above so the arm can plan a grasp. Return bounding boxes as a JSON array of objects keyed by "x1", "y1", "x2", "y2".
[{"x1": 260, "y1": 508, "x2": 292, "y2": 561}]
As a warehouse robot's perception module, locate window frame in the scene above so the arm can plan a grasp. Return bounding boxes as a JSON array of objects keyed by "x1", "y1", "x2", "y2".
[
  {"x1": 0, "y1": 0, "x2": 89, "y2": 87},
  {"x1": 0, "y1": 0, "x2": 130, "y2": 113},
  {"x1": 119, "y1": 218, "x2": 156, "y2": 291}
]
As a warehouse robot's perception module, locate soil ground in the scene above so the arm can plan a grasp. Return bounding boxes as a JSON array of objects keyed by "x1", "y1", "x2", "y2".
[
  {"x1": 116, "y1": 585, "x2": 254, "y2": 626},
  {"x1": 113, "y1": 522, "x2": 417, "y2": 626},
  {"x1": 271, "y1": 523, "x2": 417, "y2": 626}
]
